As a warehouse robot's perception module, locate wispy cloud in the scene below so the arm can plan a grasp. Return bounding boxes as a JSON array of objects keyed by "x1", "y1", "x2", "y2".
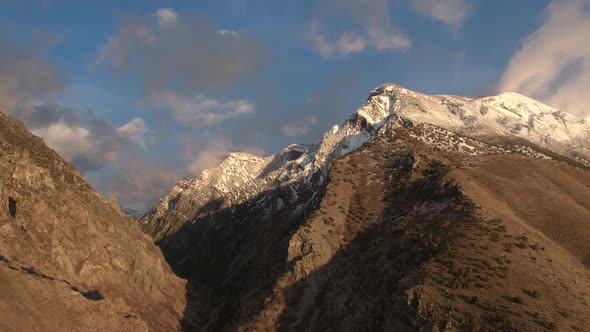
[
  {"x1": 410, "y1": 0, "x2": 472, "y2": 32},
  {"x1": 155, "y1": 8, "x2": 178, "y2": 25},
  {"x1": 307, "y1": 0, "x2": 411, "y2": 57},
  {"x1": 117, "y1": 117, "x2": 150, "y2": 149},
  {"x1": 155, "y1": 92, "x2": 255, "y2": 127},
  {"x1": 498, "y1": 0, "x2": 590, "y2": 118}
]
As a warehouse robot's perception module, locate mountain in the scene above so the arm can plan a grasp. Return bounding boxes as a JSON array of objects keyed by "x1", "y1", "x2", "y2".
[
  {"x1": 122, "y1": 207, "x2": 145, "y2": 221},
  {"x1": 0, "y1": 112, "x2": 187, "y2": 332},
  {"x1": 139, "y1": 83, "x2": 590, "y2": 330},
  {"x1": 141, "y1": 84, "x2": 589, "y2": 244}
]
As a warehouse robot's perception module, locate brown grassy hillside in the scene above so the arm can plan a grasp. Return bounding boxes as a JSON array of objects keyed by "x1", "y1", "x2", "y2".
[{"x1": 237, "y1": 125, "x2": 590, "y2": 331}]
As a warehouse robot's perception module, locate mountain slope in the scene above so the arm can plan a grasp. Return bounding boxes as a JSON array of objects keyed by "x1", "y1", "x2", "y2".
[
  {"x1": 139, "y1": 84, "x2": 590, "y2": 330},
  {"x1": 0, "y1": 112, "x2": 187, "y2": 331},
  {"x1": 242, "y1": 125, "x2": 590, "y2": 331}
]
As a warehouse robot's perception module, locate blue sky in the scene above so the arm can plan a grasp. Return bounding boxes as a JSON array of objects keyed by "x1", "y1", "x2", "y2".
[{"x1": 1, "y1": 0, "x2": 588, "y2": 209}]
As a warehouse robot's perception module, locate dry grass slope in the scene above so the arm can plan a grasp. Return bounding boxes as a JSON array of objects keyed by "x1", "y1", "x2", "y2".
[{"x1": 241, "y1": 125, "x2": 590, "y2": 331}]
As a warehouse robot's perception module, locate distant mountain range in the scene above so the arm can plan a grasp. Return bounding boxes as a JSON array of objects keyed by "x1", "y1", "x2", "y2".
[{"x1": 121, "y1": 207, "x2": 144, "y2": 220}]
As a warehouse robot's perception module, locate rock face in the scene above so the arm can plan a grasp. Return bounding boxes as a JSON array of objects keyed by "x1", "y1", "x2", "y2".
[
  {"x1": 0, "y1": 112, "x2": 186, "y2": 332},
  {"x1": 139, "y1": 84, "x2": 590, "y2": 330}
]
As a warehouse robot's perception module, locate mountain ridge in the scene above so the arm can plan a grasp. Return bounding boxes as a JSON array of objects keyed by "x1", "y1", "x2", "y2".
[
  {"x1": 137, "y1": 83, "x2": 590, "y2": 330},
  {"x1": 140, "y1": 83, "x2": 589, "y2": 236}
]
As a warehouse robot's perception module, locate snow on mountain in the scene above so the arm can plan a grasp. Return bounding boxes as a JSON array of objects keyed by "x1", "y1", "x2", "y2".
[
  {"x1": 140, "y1": 83, "x2": 589, "y2": 239},
  {"x1": 377, "y1": 84, "x2": 589, "y2": 164}
]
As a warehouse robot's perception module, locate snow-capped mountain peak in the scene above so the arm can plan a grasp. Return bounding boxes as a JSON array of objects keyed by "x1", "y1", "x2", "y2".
[{"x1": 140, "y1": 83, "x2": 589, "y2": 240}]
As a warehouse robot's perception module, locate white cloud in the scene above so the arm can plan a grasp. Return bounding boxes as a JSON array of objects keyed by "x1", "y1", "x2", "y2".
[
  {"x1": 156, "y1": 8, "x2": 178, "y2": 25},
  {"x1": 18, "y1": 103, "x2": 138, "y2": 173},
  {"x1": 32, "y1": 121, "x2": 99, "y2": 164},
  {"x1": 157, "y1": 92, "x2": 255, "y2": 126},
  {"x1": 216, "y1": 29, "x2": 238, "y2": 36},
  {"x1": 498, "y1": 0, "x2": 590, "y2": 118},
  {"x1": 411, "y1": 0, "x2": 471, "y2": 31},
  {"x1": 307, "y1": 0, "x2": 411, "y2": 57},
  {"x1": 117, "y1": 117, "x2": 149, "y2": 149},
  {"x1": 307, "y1": 22, "x2": 410, "y2": 57}
]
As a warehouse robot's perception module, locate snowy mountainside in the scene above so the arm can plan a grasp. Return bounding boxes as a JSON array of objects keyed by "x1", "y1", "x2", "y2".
[
  {"x1": 140, "y1": 83, "x2": 589, "y2": 241},
  {"x1": 141, "y1": 108, "x2": 385, "y2": 241},
  {"x1": 379, "y1": 84, "x2": 589, "y2": 164}
]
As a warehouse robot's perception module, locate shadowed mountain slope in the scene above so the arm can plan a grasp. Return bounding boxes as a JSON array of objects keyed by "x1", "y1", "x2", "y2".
[{"x1": 150, "y1": 122, "x2": 590, "y2": 331}]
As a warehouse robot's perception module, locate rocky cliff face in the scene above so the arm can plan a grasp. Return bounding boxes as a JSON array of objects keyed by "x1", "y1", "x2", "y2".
[
  {"x1": 0, "y1": 112, "x2": 186, "y2": 332},
  {"x1": 139, "y1": 84, "x2": 590, "y2": 330}
]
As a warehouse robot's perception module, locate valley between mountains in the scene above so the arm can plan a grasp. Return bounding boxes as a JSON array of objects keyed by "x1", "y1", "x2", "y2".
[{"x1": 1, "y1": 83, "x2": 589, "y2": 331}]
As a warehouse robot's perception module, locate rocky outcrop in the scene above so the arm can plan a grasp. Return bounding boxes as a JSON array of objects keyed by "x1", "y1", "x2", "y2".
[{"x1": 0, "y1": 112, "x2": 186, "y2": 331}]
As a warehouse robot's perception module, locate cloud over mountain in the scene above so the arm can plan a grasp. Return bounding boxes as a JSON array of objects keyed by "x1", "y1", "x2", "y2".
[{"x1": 499, "y1": 0, "x2": 590, "y2": 118}]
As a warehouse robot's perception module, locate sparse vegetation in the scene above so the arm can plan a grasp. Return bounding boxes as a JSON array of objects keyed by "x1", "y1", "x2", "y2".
[
  {"x1": 524, "y1": 289, "x2": 541, "y2": 298},
  {"x1": 537, "y1": 320, "x2": 556, "y2": 330},
  {"x1": 469, "y1": 296, "x2": 481, "y2": 305},
  {"x1": 506, "y1": 295, "x2": 523, "y2": 304},
  {"x1": 471, "y1": 312, "x2": 482, "y2": 332},
  {"x1": 491, "y1": 232, "x2": 500, "y2": 242}
]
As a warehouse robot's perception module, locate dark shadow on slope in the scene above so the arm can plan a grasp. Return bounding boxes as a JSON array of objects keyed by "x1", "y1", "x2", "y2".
[
  {"x1": 162, "y1": 134, "x2": 473, "y2": 330},
  {"x1": 154, "y1": 171, "x2": 330, "y2": 330}
]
